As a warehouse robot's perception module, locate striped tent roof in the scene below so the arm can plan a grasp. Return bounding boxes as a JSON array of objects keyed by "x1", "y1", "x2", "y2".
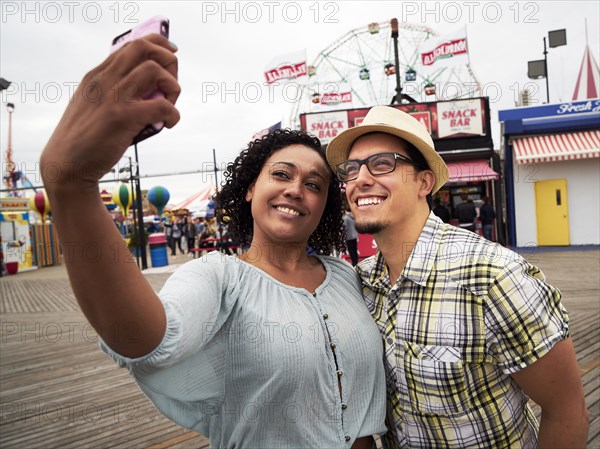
[
  {"x1": 169, "y1": 185, "x2": 216, "y2": 211},
  {"x1": 572, "y1": 45, "x2": 600, "y2": 101}
]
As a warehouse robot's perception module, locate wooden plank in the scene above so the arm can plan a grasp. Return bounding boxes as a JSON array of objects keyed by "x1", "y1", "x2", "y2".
[
  {"x1": 0, "y1": 249, "x2": 598, "y2": 448},
  {"x1": 146, "y1": 431, "x2": 208, "y2": 449}
]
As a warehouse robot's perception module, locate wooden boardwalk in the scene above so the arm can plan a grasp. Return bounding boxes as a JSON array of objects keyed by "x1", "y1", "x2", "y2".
[{"x1": 1, "y1": 250, "x2": 598, "y2": 448}]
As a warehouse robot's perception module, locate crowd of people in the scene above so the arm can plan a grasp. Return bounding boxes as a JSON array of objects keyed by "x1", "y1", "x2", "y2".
[
  {"x1": 39, "y1": 32, "x2": 588, "y2": 449},
  {"x1": 154, "y1": 193, "x2": 496, "y2": 263},
  {"x1": 158, "y1": 215, "x2": 240, "y2": 256},
  {"x1": 432, "y1": 194, "x2": 498, "y2": 241}
]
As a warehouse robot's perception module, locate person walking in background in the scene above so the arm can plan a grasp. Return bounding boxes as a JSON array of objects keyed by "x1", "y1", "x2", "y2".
[
  {"x1": 184, "y1": 216, "x2": 197, "y2": 254},
  {"x1": 193, "y1": 217, "x2": 205, "y2": 239},
  {"x1": 170, "y1": 217, "x2": 184, "y2": 255},
  {"x1": 455, "y1": 192, "x2": 477, "y2": 232},
  {"x1": 163, "y1": 218, "x2": 174, "y2": 255},
  {"x1": 479, "y1": 196, "x2": 496, "y2": 241},
  {"x1": 343, "y1": 203, "x2": 359, "y2": 266},
  {"x1": 432, "y1": 197, "x2": 450, "y2": 223}
]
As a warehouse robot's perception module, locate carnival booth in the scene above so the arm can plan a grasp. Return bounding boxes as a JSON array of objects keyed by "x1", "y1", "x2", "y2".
[
  {"x1": 0, "y1": 197, "x2": 36, "y2": 275},
  {"x1": 300, "y1": 97, "x2": 501, "y2": 259},
  {"x1": 28, "y1": 191, "x2": 61, "y2": 268}
]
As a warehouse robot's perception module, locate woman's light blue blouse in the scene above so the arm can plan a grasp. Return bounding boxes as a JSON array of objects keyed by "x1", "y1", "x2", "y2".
[{"x1": 101, "y1": 252, "x2": 386, "y2": 448}]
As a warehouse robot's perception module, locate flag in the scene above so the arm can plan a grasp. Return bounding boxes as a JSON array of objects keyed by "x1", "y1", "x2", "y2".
[
  {"x1": 320, "y1": 82, "x2": 353, "y2": 107},
  {"x1": 419, "y1": 27, "x2": 469, "y2": 69},
  {"x1": 264, "y1": 50, "x2": 307, "y2": 84},
  {"x1": 251, "y1": 122, "x2": 282, "y2": 141},
  {"x1": 311, "y1": 82, "x2": 353, "y2": 112}
]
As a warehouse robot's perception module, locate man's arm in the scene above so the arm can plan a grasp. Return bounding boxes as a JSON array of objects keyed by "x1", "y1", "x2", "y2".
[{"x1": 511, "y1": 338, "x2": 589, "y2": 448}]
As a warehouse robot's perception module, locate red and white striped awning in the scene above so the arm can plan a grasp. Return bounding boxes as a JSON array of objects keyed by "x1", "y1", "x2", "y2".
[
  {"x1": 169, "y1": 185, "x2": 216, "y2": 211},
  {"x1": 446, "y1": 160, "x2": 499, "y2": 183},
  {"x1": 512, "y1": 130, "x2": 600, "y2": 165}
]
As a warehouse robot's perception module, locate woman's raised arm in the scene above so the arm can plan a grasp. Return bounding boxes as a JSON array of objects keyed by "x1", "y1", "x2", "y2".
[{"x1": 40, "y1": 34, "x2": 180, "y2": 357}]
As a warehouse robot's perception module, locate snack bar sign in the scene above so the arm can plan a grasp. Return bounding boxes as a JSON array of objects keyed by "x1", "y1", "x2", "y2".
[
  {"x1": 437, "y1": 100, "x2": 484, "y2": 138},
  {"x1": 305, "y1": 111, "x2": 349, "y2": 144}
]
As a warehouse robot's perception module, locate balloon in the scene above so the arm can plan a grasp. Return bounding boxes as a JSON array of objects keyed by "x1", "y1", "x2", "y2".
[
  {"x1": 112, "y1": 183, "x2": 133, "y2": 217},
  {"x1": 100, "y1": 189, "x2": 117, "y2": 211},
  {"x1": 29, "y1": 190, "x2": 51, "y2": 219},
  {"x1": 148, "y1": 186, "x2": 170, "y2": 215},
  {"x1": 205, "y1": 199, "x2": 216, "y2": 218}
]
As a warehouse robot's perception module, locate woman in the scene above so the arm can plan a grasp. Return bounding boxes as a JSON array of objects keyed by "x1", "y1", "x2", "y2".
[{"x1": 40, "y1": 34, "x2": 385, "y2": 447}]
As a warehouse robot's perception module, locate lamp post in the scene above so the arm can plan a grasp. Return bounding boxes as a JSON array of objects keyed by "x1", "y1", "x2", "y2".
[
  {"x1": 119, "y1": 159, "x2": 140, "y2": 268},
  {"x1": 528, "y1": 29, "x2": 567, "y2": 103},
  {"x1": 133, "y1": 144, "x2": 148, "y2": 270},
  {"x1": 3, "y1": 102, "x2": 16, "y2": 194},
  {"x1": 390, "y1": 19, "x2": 416, "y2": 105},
  {"x1": 117, "y1": 154, "x2": 147, "y2": 270},
  {"x1": 391, "y1": 18, "x2": 402, "y2": 105}
]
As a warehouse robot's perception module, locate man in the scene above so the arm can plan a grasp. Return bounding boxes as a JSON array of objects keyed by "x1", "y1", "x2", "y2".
[
  {"x1": 326, "y1": 106, "x2": 588, "y2": 448},
  {"x1": 455, "y1": 192, "x2": 477, "y2": 231},
  {"x1": 479, "y1": 196, "x2": 497, "y2": 241},
  {"x1": 184, "y1": 215, "x2": 197, "y2": 254},
  {"x1": 432, "y1": 197, "x2": 450, "y2": 223},
  {"x1": 171, "y1": 217, "x2": 184, "y2": 255}
]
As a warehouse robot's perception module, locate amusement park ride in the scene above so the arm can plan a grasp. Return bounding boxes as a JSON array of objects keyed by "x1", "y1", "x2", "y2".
[
  {"x1": 0, "y1": 18, "x2": 486, "y2": 274},
  {"x1": 291, "y1": 18, "x2": 481, "y2": 127}
]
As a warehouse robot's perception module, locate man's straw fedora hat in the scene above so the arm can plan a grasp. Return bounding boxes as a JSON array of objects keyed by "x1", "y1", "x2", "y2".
[{"x1": 326, "y1": 105, "x2": 449, "y2": 193}]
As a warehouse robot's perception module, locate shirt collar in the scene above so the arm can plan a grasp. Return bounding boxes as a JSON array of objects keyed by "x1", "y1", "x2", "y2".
[{"x1": 360, "y1": 212, "x2": 443, "y2": 288}]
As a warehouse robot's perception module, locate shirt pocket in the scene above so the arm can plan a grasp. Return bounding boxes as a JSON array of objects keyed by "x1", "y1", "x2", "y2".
[{"x1": 402, "y1": 341, "x2": 471, "y2": 416}]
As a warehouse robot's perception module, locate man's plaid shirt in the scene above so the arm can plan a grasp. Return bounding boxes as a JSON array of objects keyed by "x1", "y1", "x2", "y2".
[{"x1": 357, "y1": 213, "x2": 569, "y2": 449}]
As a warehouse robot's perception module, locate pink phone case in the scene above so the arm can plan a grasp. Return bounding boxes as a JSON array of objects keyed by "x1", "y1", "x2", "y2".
[{"x1": 111, "y1": 16, "x2": 170, "y2": 145}]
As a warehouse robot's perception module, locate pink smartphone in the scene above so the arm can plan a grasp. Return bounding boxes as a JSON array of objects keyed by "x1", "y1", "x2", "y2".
[{"x1": 111, "y1": 16, "x2": 170, "y2": 145}]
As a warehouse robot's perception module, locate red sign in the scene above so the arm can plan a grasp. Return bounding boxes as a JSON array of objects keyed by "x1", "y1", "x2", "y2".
[
  {"x1": 321, "y1": 91, "x2": 352, "y2": 105},
  {"x1": 421, "y1": 38, "x2": 468, "y2": 66},
  {"x1": 409, "y1": 112, "x2": 432, "y2": 134},
  {"x1": 342, "y1": 233, "x2": 378, "y2": 264},
  {"x1": 351, "y1": 109, "x2": 432, "y2": 134},
  {"x1": 302, "y1": 98, "x2": 488, "y2": 141},
  {"x1": 265, "y1": 62, "x2": 307, "y2": 84},
  {"x1": 357, "y1": 233, "x2": 377, "y2": 259}
]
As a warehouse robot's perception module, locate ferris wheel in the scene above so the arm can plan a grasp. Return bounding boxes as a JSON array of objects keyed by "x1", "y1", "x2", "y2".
[{"x1": 291, "y1": 20, "x2": 482, "y2": 126}]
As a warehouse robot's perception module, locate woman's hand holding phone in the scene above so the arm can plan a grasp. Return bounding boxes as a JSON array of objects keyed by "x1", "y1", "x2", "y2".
[
  {"x1": 37, "y1": 23, "x2": 179, "y2": 358},
  {"x1": 40, "y1": 27, "x2": 179, "y2": 194}
]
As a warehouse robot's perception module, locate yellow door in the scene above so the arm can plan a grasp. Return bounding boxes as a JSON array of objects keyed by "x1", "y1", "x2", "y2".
[{"x1": 534, "y1": 179, "x2": 570, "y2": 246}]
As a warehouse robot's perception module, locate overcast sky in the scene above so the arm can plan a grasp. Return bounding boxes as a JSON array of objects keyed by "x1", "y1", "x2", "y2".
[{"x1": 1, "y1": 1, "x2": 599, "y2": 204}]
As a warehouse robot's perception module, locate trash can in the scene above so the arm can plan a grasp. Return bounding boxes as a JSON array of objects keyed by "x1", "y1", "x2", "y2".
[
  {"x1": 148, "y1": 233, "x2": 169, "y2": 268},
  {"x1": 5, "y1": 261, "x2": 19, "y2": 275}
]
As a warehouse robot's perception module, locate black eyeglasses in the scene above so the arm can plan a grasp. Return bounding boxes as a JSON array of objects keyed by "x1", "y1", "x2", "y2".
[{"x1": 335, "y1": 152, "x2": 424, "y2": 182}]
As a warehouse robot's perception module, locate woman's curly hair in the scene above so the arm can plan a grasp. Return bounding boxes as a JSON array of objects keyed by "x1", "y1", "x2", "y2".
[{"x1": 215, "y1": 129, "x2": 346, "y2": 255}]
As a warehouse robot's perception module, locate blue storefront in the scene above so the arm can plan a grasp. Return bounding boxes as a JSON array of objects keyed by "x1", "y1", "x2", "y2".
[{"x1": 499, "y1": 99, "x2": 600, "y2": 247}]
